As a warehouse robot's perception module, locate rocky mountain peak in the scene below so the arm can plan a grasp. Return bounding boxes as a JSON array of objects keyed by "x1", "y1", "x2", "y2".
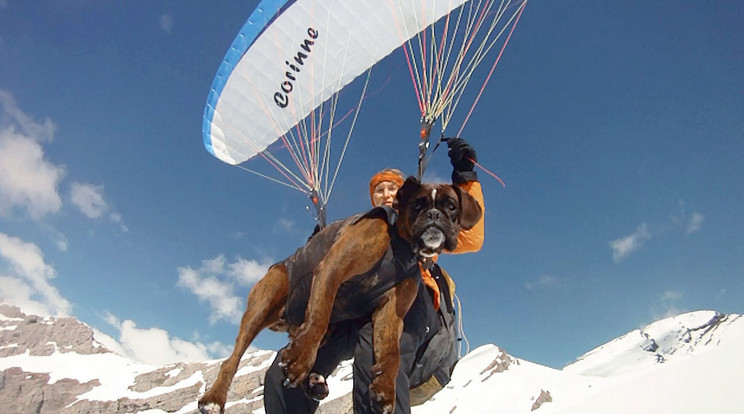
[
  {"x1": 0, "y1": 304, "x2": 109, "y2": 358},
  {"x1": 2, "y1": 305, "x2": 742, "y2": 413},
  {"x1": 0, "y1": 304, "x2": 351, "y2": 413}
]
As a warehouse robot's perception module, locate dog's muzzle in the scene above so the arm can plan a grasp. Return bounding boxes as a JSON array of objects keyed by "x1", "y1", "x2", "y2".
[
  {"x1": 412, "y1": 208, "x2": 454, "y2": 257},
  {"x1": 418, "y1": 227, "x2": 445, "y2": 257}
]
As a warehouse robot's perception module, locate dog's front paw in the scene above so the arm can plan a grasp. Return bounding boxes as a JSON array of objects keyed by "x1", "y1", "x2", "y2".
[
  {"x1": 198, "y1": 378, "x2": 228, "y2": 413},
  {"x1": 280, "y1": 341, "x2": 316, "y2": 388},
  {"x1": 197, "y1": 400, "x2": 224, "y2": 414},
  {"x1": 369, "y1": 375, "x2": 395, "y2": 414}
]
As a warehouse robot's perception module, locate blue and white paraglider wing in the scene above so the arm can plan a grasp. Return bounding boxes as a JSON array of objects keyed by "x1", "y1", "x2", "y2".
[{"x1": 203, "y1": 0, "x2": 470, "y2": 166}]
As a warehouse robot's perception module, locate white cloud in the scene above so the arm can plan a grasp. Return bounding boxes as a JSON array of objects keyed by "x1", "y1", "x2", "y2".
[
  {"x1": 525, "y1": 274, "x2": 560, "y2": 290},
  {"x1": 0, "y1": 91, "x2": 125, "y2": 231},
  {"x1": 54, "y1": 232, "x2": 69, "y2": 251},
  {"x1": 0, "y1": 90, "x2": 56, "y2": 142},
  {"x1": 160, "y1": 14, "x2": 174, "y2": 34},
  {"x1": 70, "y1": 182, "x2": 108, "y2": 218},
  {"x1": 656, "y1": 306, "x2": 685, "y2": 320},
  {"x1": 202, "y1": 255, "x2": 226, "y2": 275},
  {"x1": 670, "y1": 201, "x2": 704, "y2": 235},
  {"x1": 177, "y1": 255, "x2": 273, "y2": 325},
  {"x1": 229, "y1": 257, "x2": 272, "y2": 286},
  {"x1": 68, "y1": 181, "x2": 128, "y2": 232},
  {"x1": 0, "y1": 232, "x2": 71, "y2": 316},
  {"x1": 274, "y1": 218, "x2": 296, "y2": 233},
  {"x1": 206, "y1": 341, "x2": 232, "y2": 358},
  {"x1": 651, "y1": 290, "x2": 686, "y2": 321},
  {"x1": 190, "y1": 329, "x2": 233, "y2": 358},
  {"x1": 0, "y1": 276, "x2": 55, "y2": 317},
  {"x1": 659, "y1": 290, "x2": 684, "y2": 302},
  {"x1": 609, "y1": 223, "x2": 651, "y2": 263},
  {"x1": 109, "y1": 212, "x2": 128, "y2": 232},
  {"x1": 90, "y1": 326, "x2": 129, "y2": 357},
  {"x1": 102, "y1": 312, "x2": 211, "y2": 364},
  {"x1": 422, "y1": 170, "x2": 447, "y2": 184},
  {"x1": 0, "y1": 91, "x2": 64, "y2": 219},
  {"x1": 177, "y1": 257, "x2": 243, "y2": 325},
  {"x1": 687, "y1": 212, "x2": 704, "y2": 234}
]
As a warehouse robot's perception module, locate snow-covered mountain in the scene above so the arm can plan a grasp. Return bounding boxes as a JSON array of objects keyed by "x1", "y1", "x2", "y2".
[
  {"x1": 0, "y1": 303, "x2": 350, "y2": 414},
  {"x1": 1, "y1": 303, "x2": 742, "y2": 413},
  {"x1": 415, "y1": 310, "x2": 744, "y2": 414}
]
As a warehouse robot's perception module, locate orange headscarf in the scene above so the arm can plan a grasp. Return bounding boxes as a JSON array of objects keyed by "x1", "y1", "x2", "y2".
[{"x1": 368, "y1": 168, "x2": 405, "y2": 205}]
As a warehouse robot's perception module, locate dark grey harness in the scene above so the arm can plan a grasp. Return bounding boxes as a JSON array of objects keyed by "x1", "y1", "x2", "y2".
[{"x1": 283, "y1": 206, "x2": 421, "y2": 326}]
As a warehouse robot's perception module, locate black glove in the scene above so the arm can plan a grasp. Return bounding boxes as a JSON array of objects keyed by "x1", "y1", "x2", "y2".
[{"x1": 447, "y1": 138, "x2": 478, "y2": 184}]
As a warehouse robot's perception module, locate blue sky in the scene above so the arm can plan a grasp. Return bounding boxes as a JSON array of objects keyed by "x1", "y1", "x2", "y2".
[{"x1": 1, "y1": 1, "x2": 742, "y2": 369}]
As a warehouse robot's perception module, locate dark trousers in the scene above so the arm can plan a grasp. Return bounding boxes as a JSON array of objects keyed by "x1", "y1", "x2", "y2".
[
  {"x1": 263, "y1": 324, "x2": 419, "y2": 414},
  {"x1": 264, "y1": 351, "x2": 320, "y2": 413},
  {"x1": 264, "y1": 320, "x2": 363, "y2": 413},
  {"x1": 263, "y1": 284, "x2": 436, "y2": 414},
  {"x1": 352, "y1": 323, "x2": 419, "y2": 414}
]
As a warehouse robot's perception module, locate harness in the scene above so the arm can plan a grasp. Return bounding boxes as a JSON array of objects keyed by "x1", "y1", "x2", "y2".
[{"x1": 283, "y1": 206, "x2": 421, "y2": 326}]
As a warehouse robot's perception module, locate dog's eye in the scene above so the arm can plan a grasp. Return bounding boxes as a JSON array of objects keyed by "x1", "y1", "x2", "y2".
[{"x1": 412, "y1": 198, "x2": 428, "y2": 212}]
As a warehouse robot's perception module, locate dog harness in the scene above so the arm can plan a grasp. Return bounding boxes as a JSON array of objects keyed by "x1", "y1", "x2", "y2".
[{"x1": 283, "y1": 206, "x2": 421, "y2": 326}]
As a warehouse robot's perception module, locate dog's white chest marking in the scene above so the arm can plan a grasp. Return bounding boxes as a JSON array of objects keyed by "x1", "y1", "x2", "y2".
[{"x1": 420, "y1": 188, "x2": 445, "y2": 255}]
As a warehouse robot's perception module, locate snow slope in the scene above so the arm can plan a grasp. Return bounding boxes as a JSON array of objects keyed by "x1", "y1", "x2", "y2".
[
  {"x1": 2, "y1": 304, "x2": 743, "y2": 413},
  {"x1": 414, "y1": 311, "x2": 744, "y2": 414}
]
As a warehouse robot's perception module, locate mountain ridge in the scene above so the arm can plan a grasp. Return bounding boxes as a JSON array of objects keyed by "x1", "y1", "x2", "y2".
[{"x1": 1, "y1": 303, "x2": 742, "y2": 413}]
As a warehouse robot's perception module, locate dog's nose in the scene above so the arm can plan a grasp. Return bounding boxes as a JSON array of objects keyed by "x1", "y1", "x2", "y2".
[{"x1": 426, "y1": 209, "x2": 441, "y2": 221}]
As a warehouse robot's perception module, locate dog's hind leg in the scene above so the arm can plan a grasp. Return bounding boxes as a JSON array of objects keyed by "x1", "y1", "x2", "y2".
[{"x1": 199, "y1": 263, "x2": 289, "y2": 414}]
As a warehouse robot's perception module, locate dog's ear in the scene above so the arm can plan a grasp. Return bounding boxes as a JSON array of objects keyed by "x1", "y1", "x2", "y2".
[
  {"x1": 453, "y1": 186, "x2": 482, "y2": 230},
  {"x1": 393, "y1": 176, "x2": 421, "y2": 210}
]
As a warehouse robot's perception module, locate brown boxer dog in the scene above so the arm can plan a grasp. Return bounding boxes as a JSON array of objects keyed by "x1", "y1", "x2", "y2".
[{"x1": 198, "y1": 177, "x2": 482, "y2": 414}]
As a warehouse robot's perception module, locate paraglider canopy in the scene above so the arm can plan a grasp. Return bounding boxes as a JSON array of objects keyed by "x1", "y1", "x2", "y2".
[
  {"x1": 202, "y1": 0, "x2": 526, "y2": 224},
  {"x1": 203, "y1": 0, "x2": 478, "y2": 225}
]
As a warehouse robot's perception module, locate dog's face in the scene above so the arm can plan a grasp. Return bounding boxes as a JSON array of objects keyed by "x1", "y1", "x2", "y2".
[{"x1": 394, "y1": 177, "x2": 482, "y2": 257}]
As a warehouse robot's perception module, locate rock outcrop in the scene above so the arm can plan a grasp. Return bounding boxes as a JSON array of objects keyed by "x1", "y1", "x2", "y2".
[{"x1": 0, "y1": 304, "x2": 355, "y2": 413}]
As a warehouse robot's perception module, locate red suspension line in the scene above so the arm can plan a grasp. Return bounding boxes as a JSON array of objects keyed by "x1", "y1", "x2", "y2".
[
  {"x1": 458, "y1": 0, "x2": 527, "y2": 137},
  {"x1": 281, "y1": 130, "x2": 312, "y2": 186},
  {"x1": 403, "y1": 43, "x2": 426, "y2": 116},
  {"x1": 436, "y1": 2, "x2": 487, "y2": 117},
  {"x1": 258, "y1": 149, "x2": 307, "y2": 192}
]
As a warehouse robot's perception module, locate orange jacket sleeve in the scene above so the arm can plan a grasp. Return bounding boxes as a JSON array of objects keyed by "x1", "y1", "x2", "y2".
[{"x1": 450, "y1": 180, "x2": 485, "y2": 254}]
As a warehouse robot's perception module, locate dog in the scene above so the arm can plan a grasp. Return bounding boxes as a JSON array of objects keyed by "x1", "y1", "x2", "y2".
[{"x1": 198, "y1": 177, "x2": 482, "y2": 414}]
